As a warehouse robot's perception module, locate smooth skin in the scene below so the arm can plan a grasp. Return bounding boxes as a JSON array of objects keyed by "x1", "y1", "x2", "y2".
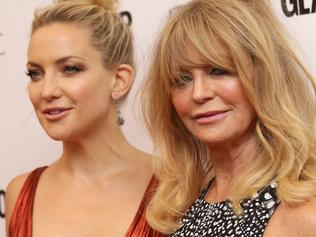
[{"x1": 5, "y1": 23, "x2": 153, "y2": 237}]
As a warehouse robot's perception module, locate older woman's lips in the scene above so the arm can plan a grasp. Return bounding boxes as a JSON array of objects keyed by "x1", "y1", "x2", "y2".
[
  {"x1": 193, "y1": 110, "x2": 229, "y2": 124},
  {"x1": 42, "y1": 107, "x2": 72, "y2": 121}
]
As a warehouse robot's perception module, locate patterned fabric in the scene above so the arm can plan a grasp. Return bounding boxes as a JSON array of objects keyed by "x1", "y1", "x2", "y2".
[
  {"x1": 171, "y1": 180, "x2": 279, "y2": 237},
  {"x1": 9, "y1": 166, "x2": 164, "y2": 237}
]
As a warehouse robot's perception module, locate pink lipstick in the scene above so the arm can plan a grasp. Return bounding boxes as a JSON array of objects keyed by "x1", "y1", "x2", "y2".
[
  {"x1": 42, "y1": 107, "x2": 72, "y2": 121},
  {"x1": 193, "y1": 110, "x2": 229, "y2": 124}
]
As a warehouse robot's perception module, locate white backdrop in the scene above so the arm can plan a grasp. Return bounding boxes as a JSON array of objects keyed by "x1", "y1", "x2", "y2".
[{"x1": 0, "y1": 0, "x2": 315, "y2": 235}]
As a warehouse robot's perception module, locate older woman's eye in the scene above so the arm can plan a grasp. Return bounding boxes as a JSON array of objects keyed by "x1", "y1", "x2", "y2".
[
  {"x1": 173, "y1": 73, "x2": 192, "y2": 88},
  {"x1": 209, "y1": 68, "x2": 229, "y2": 76},
  {"x1": 25, "y1": 70, "x2": 43, "y2": 81}
]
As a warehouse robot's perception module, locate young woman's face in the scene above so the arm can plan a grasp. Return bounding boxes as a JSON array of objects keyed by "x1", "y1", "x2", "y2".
[
  {"x1": 26, "y1": 23, "x2": 115, "y2": 141},
  {"x1": 171, "y1": 44, "x2": 257, "y2": 148}
]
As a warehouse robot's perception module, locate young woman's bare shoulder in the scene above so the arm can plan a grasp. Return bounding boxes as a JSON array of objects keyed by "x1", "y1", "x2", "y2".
[{"x1": 5, "y1": 172, "x2": 30, "y2": 226}]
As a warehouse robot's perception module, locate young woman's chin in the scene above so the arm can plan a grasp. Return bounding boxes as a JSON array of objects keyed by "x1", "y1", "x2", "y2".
[{"x1": 45, "y1": 130, "x2": 72, "y2": 142}]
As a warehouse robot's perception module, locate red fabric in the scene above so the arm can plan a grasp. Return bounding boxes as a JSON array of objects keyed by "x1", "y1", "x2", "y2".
[
  {"x1": 9, "y1": 166, "x2": 47, "y2": 237},
  {"x1": 124, "y1": 176, "x2": 164, "y2": 237},
  {"x1": 9, "y1": 167, "x2": 164, "y2": 237}
]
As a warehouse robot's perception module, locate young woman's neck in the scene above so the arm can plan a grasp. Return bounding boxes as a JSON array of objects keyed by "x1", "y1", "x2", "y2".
[{"x1": 58, "y1": 121, "x2": 136, "y2": 178}]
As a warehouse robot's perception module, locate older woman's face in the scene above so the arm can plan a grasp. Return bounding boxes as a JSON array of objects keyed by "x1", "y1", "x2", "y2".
[{"x1": 171, "y1": 44, "x2": 257, "y2": 148}]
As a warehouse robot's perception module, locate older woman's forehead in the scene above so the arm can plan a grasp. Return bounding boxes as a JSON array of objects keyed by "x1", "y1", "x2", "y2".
[
  {"x1": 186, "y1": 38, "x2": 228, "y2": 58},
  {"x1": 171, "y1": 39, "x2": 230, "y2": 70}
]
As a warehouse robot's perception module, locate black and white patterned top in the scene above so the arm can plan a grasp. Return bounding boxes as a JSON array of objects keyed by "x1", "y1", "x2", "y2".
[{"x1": 171, "y1": 180, "x2": 279, "y2": 237}]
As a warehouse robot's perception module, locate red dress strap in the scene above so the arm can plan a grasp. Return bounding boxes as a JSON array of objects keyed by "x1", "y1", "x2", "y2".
[
  {"x1": 9, "y1": 166, "x2": 47, "y2": 237},
  {"x1": 124, "y1": 176, "x2": 165, "y2": 237}
]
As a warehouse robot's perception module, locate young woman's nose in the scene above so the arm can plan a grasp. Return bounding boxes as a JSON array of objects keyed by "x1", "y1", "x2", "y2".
[{"x1": 41, "y1": 75, "x2": 62, "y2": 101}]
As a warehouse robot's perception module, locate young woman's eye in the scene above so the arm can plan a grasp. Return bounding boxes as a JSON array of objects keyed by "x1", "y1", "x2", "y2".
[
  {"x1": 25, "y1": 70, "x2": 43, "y2": 81},
  {"x1": 209, "y1": 68, "x2": 228, "y2": 76},
  {"x1": 173, "y1": 73, "x2": 192, "y2": 88},
  {"x1": 63, "y1": 65, "x2": 82, "y2": 74}
]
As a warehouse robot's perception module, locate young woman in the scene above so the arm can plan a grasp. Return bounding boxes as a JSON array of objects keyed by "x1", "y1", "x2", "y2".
[
  {"x1": 142, "y1": 0, "x2": 316, "y2": 236},
  {"x1": 5, "y1": 1, "x2": 163, "y2": 236}
]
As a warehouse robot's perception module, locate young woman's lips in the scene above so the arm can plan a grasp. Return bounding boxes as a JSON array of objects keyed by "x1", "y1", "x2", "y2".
[
  {"x1": 42, "y1": 107, "x2": 72, "y2": 121},
  {"x1": 193, "y1": 110, "x2": 230, "y2": 124}
]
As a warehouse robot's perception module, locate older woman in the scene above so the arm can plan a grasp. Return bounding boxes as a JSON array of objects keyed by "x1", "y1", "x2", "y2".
[
  {"x1": 5, "y1": 0, "x2": 163, "y2": 237},
  {"x1": 142, "y1": 0, "x2": 316, "y2": 236}
]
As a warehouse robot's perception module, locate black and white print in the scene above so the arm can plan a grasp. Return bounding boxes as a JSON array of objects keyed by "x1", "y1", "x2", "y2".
[{"x1": 171, "y1": 181, "x2": 279, "y2": 237}]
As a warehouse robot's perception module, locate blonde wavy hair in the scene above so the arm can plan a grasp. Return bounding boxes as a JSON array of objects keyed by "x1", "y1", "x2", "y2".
[
  {"x1": 142, "y1": 0, "x2": 316, "y2": 234},
  {"x1": 31, "y1": 0, "x2": 134, "y2": 68}
]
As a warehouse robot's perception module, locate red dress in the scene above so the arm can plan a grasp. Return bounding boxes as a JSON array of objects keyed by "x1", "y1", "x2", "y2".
[{"x1": 9, "y1": 167, "x2": 164, "y2": 237}]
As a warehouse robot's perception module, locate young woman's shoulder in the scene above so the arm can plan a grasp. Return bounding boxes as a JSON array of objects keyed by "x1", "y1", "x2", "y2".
[{"x1": 5, "y1": 172, "x2": 31, "y2": 230}]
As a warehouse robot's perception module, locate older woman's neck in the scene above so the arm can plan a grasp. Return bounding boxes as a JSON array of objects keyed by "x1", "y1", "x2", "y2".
[{"x1": 207, "y1": 133, "x2": 258, "y2": 200}]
